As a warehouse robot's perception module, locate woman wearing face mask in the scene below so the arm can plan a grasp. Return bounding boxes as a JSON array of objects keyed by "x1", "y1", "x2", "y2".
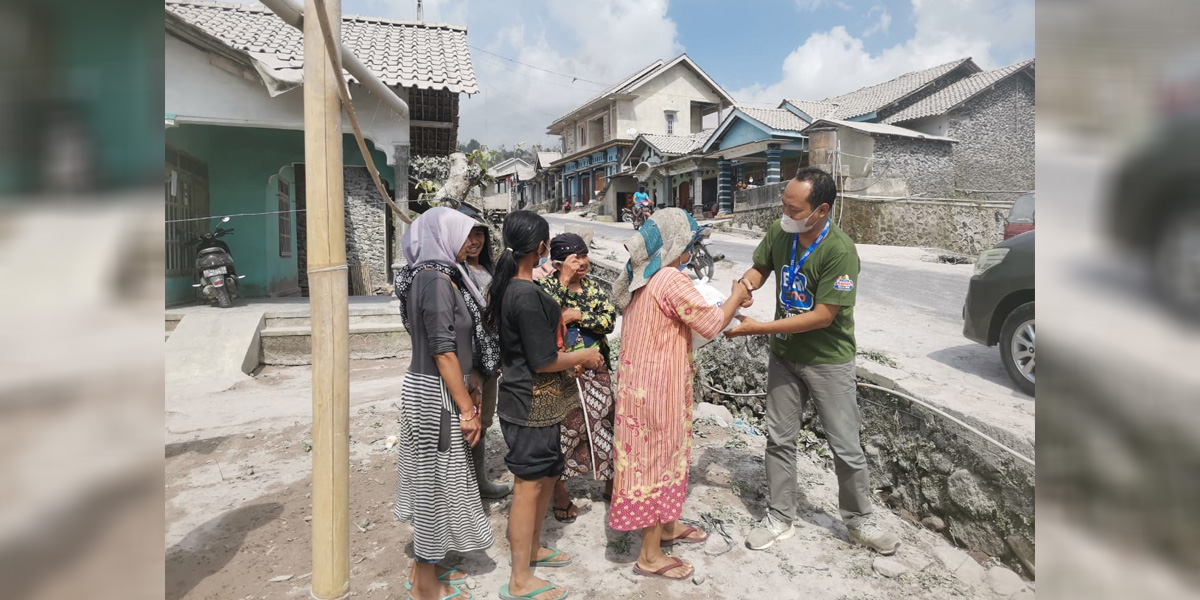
[
  {"x1": 458, "y1": 209, "x2": 513, "y2": 499},
  {"x1": 609, "y1": 208, "x2": 749, "y2": 582},
  {"x1": 483, "y1": 211, "x2": 603, "y2": 600},
  {"x1": 392, "y1": 207, "x2": 494, "y2": 600},
  {"x1": 539, "y1": 233, "x2": 618, "y2": 522}
]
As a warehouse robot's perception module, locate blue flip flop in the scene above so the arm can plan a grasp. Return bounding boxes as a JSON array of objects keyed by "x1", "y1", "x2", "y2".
[{"x1": 499, "y1": 583, "x2": 568, "y2": 600}]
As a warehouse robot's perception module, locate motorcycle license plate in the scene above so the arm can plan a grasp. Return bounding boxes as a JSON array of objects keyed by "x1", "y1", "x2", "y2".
[{"x1": 203, "y1": 267, "x2": 227, "y2": 277}]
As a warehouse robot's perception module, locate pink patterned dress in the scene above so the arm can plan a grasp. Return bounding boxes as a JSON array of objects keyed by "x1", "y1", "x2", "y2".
[{"x1": 609, "y1": 268, "x2": 725, "y2": 531}]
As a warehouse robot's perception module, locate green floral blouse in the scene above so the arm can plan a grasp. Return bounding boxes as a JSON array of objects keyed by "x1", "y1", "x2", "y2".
[{"x1": 540, "y1": 273, "x2": 617, "y2": 351}]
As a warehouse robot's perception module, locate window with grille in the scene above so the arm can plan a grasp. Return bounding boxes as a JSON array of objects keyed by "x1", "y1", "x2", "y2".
[
  {"x1": 278, "y1": 178, "x2": 292, "y2": 257},
  {"x1": 665, "y1": 112, "x2": 676, "y2": 135},
  {"x1": 165, "y1": 145, "x2": 210, "y2": 277}
]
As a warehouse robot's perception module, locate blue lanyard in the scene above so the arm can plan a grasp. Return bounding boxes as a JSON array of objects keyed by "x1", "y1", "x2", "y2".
[{"x1": 789, "y1": 220, "x2": 830, "y2": 271}]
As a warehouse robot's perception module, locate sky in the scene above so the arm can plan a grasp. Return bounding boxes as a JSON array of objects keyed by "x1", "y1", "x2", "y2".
[{"x1": 233, "y1": 0, "x2": 1034, "y2": 150}]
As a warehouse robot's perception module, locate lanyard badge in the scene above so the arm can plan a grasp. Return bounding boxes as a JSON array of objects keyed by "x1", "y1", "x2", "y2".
[{"x1": 778, "y1": 221, "x2": 830, "y2": 316}]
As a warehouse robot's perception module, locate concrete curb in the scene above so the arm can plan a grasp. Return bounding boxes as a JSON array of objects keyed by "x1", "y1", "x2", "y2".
[{"x1": 854, "y1": 359, "x2": 1035, "y2": 467}]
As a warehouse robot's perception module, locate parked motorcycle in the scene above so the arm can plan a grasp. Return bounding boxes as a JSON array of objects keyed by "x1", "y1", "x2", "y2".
[
  {"x1": 687, "y1": 225, "x2": 723, "y2": 281},
  {"x1": 191, "y1": 217, "x2": 244, "y2": 308}
]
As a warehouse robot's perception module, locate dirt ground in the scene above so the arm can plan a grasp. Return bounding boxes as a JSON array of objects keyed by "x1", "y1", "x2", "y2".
[{"x1": 165, "y1": 357, "x2": 1029, "y2": 600}]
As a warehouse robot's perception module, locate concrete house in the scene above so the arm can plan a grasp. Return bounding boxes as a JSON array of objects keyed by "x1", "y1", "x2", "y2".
[
  {"x1": 883, "y1": 59, "x2": 1036, "y2": 201},
  {"x1": 484, "y1": 157, "x2": 535, "y2": 211},
  {"x1": 164, "y1": 0, "x2": 476, "y2": 305},
  {"x1": 620, "y1": 129, "x2": 714, "y2": 213},
  {"x1": 724, "y1": 57, "x2": 1034, "y2": 254},
  {"x1": 525, "y1": 152, "x2": 562, "y2": 210},
  {"x1": 542, "y1": 54, "x2": 736, "y2": 216}
]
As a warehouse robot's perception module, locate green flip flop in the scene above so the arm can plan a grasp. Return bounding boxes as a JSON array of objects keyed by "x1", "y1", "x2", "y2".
[
  {"x1": 405, "y1": 567, "x2": 467, "y2": 591},
  {"x1": 507, "y1": 547, "x2": 573, "y2": 568},
  {"x1": 499, "y1": 583, "x2": 568, "y2": 600},
  {"x1": 408, "y1": 583, "x2": 468, "y2": 600}
]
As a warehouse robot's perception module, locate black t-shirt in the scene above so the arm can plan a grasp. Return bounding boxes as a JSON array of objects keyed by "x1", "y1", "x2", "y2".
[{"x1": 497, "y1": 279, "x2": 575, "y2": 427}]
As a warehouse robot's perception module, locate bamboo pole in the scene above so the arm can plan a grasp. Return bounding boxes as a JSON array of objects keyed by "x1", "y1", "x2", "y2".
[{"x1": 303, "y1": 0, "x2": 350, "y2": 597}]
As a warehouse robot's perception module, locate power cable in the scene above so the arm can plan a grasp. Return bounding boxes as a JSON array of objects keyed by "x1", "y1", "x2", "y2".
[
  {"x1": 695, "y1": 371, "x2": 1035, "y2": 467},
  {"x1": 469, "y1": 44, "x2": 613, "y2": 88}
]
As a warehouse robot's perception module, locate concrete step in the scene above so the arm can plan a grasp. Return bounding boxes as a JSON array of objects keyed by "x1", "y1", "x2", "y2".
[
  {"x1": 166, "y1": 313, "x2": 183, "y2": 332},
  {"x1": 260, "y1": 323, "x2": 410, "y2": 366},
  {"x1": 262, "y1": 303, "x2": 401, "y2": 329},
  {"x1": 166, "y1": 310, "x2": 264, "y2": 396}
]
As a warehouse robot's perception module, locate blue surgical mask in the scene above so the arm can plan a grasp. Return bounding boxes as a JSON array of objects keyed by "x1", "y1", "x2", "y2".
[
  {"x1": 537, "y1": 255, "x2": 549, "y2": 268},
  {"x1": 678, "y1": 249, "x2": 693, "y2": 271}
]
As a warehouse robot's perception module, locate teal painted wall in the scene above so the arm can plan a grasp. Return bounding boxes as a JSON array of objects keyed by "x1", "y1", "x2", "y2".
[
  {"x1": 1, "y1": 0, "x2": 160, "y2": 193},
  {"x1": 717, "y1": 118, "x2": 772, "y2": 150},
  {"x1": 165, "y1": 124, "x2": 393, "y2": 305}
]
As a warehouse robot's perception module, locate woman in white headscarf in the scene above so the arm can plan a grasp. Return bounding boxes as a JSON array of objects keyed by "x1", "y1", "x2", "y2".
[
  {"x1": 609, "y1": 208, "x2": 748, "y2": 582},
  {"x1": 393, "y1": 207, "x2": 493, "y2": 600}
]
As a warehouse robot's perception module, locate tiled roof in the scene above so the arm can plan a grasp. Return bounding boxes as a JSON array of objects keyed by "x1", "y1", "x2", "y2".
[
  {"x1": 785, "y1": 100, "x2": 840, "y2": 121},
  {"x1": 803, "y1": 119, "x2": 956, "y2": 142},
  {"x1": 165, "y1": 0, "x2": 478, "y2": 94},
  {"x1": 640, "y1": 129, "x2": 714, "y2": 155},
  {"x1": 884, "y1": 59, "x2": 1034, "y2": 124},
  {"x1": 736, "y1": 106, "x2": 809, "y2": 132},
  {"x1": 535, "y1": 152, "x2": 562, "y2": 169},
  {"x1": 489, "y1": 158, "x2": 534, "y2": 179},
  {"x1": 784, "y1": 58, "x2": 978, "y2": 121}
]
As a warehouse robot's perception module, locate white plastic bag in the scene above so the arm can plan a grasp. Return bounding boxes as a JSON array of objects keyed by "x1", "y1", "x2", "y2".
[{"x1": 690, "y1": 281, "x2": 740, "y2": 349}]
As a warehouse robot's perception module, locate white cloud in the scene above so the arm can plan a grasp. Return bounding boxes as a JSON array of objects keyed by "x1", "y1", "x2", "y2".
[
  {"x1": 734, "y1": 0, "x2": 1033, "y2": 106},
  {"x1": 454, "y1": 0, "x2": 683, "y2": 149},
  {"x1": 862, "y1": 6, "x2": 892, "y2": 37}
]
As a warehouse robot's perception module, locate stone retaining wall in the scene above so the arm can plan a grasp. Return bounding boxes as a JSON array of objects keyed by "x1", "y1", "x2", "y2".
[
  {"x1": 691, "y1": 335, "x2": 1035, "y2": 578},
  {"x1": 731, "y1": 187, "x2": 1012, "y2": 255}
]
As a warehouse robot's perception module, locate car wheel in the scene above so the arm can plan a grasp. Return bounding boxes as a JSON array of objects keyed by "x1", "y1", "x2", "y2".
[
  {"x1": 999, "y1": 302, "x2": 1035, "y2": 396},
  {"x1": 1153, "y1": 203, "x2": 1200, "y2": 320}
]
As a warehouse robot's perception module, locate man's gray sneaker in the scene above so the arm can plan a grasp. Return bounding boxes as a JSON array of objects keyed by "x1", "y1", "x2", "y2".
[
  {"x1": 846, "y1": 515, "x2": 900, "y2": 555},
  {"x1": 746, "y1": 514, "x2": 795, "y2": 550}
]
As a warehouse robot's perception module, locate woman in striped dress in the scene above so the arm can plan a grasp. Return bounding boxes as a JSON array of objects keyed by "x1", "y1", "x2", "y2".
[
  {"x1": 393, "y1": 207, "x2": 495, "y2": 600},
  {"x1": 608, "y1": 208, "x2": 748, "y2": 581}
]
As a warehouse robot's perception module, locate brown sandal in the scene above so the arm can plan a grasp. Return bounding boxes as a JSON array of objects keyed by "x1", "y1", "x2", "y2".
[
  {"x1": 632, "y1": 556, "x2": 693, "y2": 580},
  {"x1": 660, "y1": 525, "x2": 708, "y2": 547},
  {"x1": 552, "y1": 502, "x2": 577, "y2": 523}
]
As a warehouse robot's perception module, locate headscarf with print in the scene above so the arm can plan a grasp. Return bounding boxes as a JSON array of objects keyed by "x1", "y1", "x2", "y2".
[
  {"x1": 612, "y1": 207, "x2": 699, "y2": 310},
  {"x1": 394, "y1": 207, "x2": 500, "y2": 375}
]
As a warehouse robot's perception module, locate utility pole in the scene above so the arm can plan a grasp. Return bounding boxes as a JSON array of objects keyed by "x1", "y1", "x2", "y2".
[{"x1": 304, "y1": 0, "x2": 350, "y2": 597}]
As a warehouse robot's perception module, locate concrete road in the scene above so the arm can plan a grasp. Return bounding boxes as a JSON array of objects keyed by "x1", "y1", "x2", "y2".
[{"x1": 545, "y1": 213, "x2": 972, "y2": 325}]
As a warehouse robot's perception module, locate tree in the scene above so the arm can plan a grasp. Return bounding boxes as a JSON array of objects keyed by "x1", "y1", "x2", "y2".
[{"x1": 458, "y1": 138, "x2": 481, "y2": 154}]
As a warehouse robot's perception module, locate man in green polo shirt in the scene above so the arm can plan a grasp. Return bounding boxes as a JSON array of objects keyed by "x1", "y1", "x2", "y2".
[{"x1": 726, "y1": 167, "x2": 899, "y2": 555}]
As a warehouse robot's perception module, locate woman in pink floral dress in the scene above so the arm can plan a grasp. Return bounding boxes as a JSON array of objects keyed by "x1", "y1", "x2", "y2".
[{"x1": 609, "y1": 208, "x2": 748, "y2": 581}]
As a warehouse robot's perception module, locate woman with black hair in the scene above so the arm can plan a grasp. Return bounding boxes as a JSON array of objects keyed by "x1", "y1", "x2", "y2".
[
  {"x1": 460, "y1": 214, "x2": 512, "y2": 499},
  {"x1": 484, "y1": 211, "x2": 603, "y2": 600}
]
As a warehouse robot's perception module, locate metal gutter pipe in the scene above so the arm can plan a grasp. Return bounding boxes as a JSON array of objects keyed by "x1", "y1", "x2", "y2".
[{"x1": 258, "y1": 0, "x2": 409, "y2": 120}]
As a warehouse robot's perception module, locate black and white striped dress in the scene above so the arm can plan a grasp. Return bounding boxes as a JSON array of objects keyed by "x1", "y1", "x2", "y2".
[{"x1": 393, "y1": 269, "x2": 493, "y2": 561}]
